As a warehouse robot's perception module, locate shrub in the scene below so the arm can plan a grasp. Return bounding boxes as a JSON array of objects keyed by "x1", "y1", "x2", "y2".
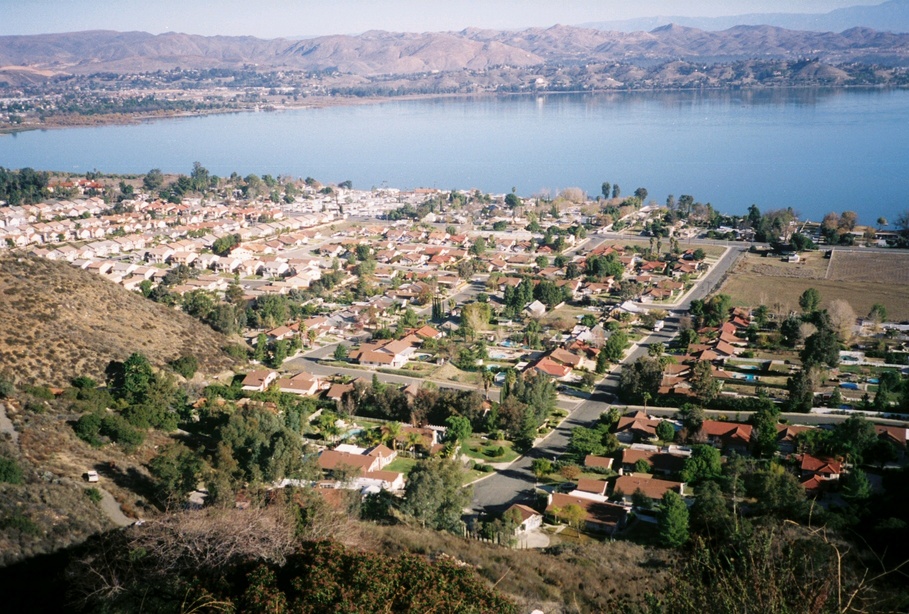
[
  {"x1": 485, "y1": 446, "x2": 506, "y2": 458},
  {"x1": 22, "y1": 384, "x2": 54, "y2": 400},
  {"x1": 223, "y1": 344, "x2": 249, "y2": 360},
  {"x1": 0, "y1": 513, "x2": 40, "y2": 536},
  {"x1": 84, "y1": 487, "x2": 103, "y2": 504},
  {"x1": 71, "y1": 376, "x2": 98, "y2": 389},
  {"x1": 0, "y1": 456, "x2": 24, "y2": 484},
  {"x1": 74, "y1": 412, "x2": 104, "y2": 447},
  {"x1": 25, "y1": 399, "x2": 47, "y2": 414},
  {"x1": 168, "y1": 355, "x2": 199, "y2": 379},
  {"x1": 0, "y1": 375, "x2": 13, "y2": 398},
  {"x1": 101, "y1": 414, "x2": 145, "y2": 450}
]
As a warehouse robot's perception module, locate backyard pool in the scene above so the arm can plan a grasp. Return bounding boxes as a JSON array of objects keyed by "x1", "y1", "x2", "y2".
[
  {"x1": 841, "y1": 383, "x2": 860, "y2": 390},
  {"x1": 734, "y1": 374, "x2": 760, "y2": 382}
]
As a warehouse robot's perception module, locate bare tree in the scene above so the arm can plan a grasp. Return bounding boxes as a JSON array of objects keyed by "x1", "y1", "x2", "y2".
[
  {"x1": 828, "y1": 299, "x2": 858, "y2": 343},
  {"x1": 68, "y1": 506, "x2": 296, "y2": 607}
]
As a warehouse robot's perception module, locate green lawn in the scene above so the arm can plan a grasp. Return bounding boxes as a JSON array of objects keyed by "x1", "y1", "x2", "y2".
[
  {"x1": 461, "y1": 438, "x2": 520, "y2": 463},
  {"x1": 386, "y1": 457, "x2": 418, "y2": 475}
]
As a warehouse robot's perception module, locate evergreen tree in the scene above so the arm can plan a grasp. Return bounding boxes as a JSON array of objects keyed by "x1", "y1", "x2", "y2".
[
  {"x1": 595, "y1": 349, "x2": 609, "y2": 374},
  {"x1": 658, "y1": 490, "x2": 689, "y2": 548}
]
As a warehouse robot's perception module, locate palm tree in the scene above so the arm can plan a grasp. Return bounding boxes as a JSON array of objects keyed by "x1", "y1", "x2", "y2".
[
  {"x1": 405, "y1": 431, "x2": 422, "y2": 458},
  {"x1": 481, "y1": 369, "x2": 495, "y2": 400},
  {"x1": 362, "y1": 427, "x2": 383, "y2": 447},
  {"x1": 381, "y1": 421, "x2": 402, "y2": 452}
]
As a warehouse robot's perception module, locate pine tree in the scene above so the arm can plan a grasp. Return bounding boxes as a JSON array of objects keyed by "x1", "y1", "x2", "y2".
[
  {"x1": 658, "y1": 490, "x2": 689, "y2": 548},
  {"x1": 595, "y1": 349, "x2": 609, "y2": 374}
]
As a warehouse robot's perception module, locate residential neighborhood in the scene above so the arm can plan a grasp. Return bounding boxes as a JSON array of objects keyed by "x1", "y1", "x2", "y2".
[{"x1": 2, "y1": 167, "x2": 909, "y2": 613}]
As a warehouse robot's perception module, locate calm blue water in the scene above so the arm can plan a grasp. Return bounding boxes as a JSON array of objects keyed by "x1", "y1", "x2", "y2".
[{"x1": 2, "y1": 88, "x2": 908, "y2": 223}]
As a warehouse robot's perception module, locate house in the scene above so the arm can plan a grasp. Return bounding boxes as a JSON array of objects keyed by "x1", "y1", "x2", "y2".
[
  {"x1": 318, "y1": 444, "x2": 397, "y2": 475},
  {"x1": 575, "y1": 478, "x2": 609, "y2": 496},
  {"x1": 699, "y1": 420, "x2": 753, "y2": 454},
  {"x1": 875, "y1": 425, "x2": 908, "y2": 455},
  {"x1": 413, "y1": 325, "x2": 443, "y2": 340},
  {"x1": 619, "y1": 448, "x2": 687, "y2": 476},
  {"x1": 507, "y1": 503, "x2": 544, "y2": 534},
  {"x1": 776, "y1": 424, "x2": 816, "y2": 455},
  {"x1": 798, "y1": 453, "x2": 843, "y2": 496},
  {"x1": 531, "y1": 356, "x2": 573, "y2": 380},
  {"x1": 365, "y1": 444, "x2": 398, "y2": 469},
  {"x1": 325, "y1": 382, "x2": 355, "y2": 404},
  {"x1": 584, "y1": 455, "x2": 614, "y2": 472},
  {"x1": 614, "y1": 411, "x2": 662, "y2": 444},
  {"x1": 240, "y1": 370, "x2": 278, "y2": 392},
  {"x1": 355, "y1": 470, "x2": 406, "y2": 492},
  {"x1": 275, "y1": 372, "x2": 322, "y2": 396},
  {"x1": 549, "y1": 348, "x2": 583, "y2": 370},
  {"x1": 613, "y1": 474, "x2": 686, "y2": 505},
  {"x1": 319, "y1": 450, "x2": 379, "y2": 473},
  {"x1": 525, "y1": 300, "x2": 547, "y2": 318},
  {"x1": 352, "y1": 338, "x2": 416, "y2": 369},
  {"x1": 546, "y1": 492, "x2": 627, "y2": 534},
  {"x1": 798, "y1": 454, "x2": 842, "y2": 481},
  {"x1": 301, "y1": 316, "x2": 333, "y2": 337},
  {"x1": 265, "y1": 324, "x2": 297, "y2": 342}
]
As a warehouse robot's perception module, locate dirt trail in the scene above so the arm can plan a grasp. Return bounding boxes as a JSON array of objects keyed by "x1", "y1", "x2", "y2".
[
  {"x1": 69, "y1": 478, "x2": 133, "y2": 527},
  {"x1": 0, "y1": 402, "x2": 18, "y2": 446}
]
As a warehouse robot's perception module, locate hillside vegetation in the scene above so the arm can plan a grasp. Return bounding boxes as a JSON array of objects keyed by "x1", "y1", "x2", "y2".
[{"x1": 0, "y1": 255, "x2": 238, "y2": 387}]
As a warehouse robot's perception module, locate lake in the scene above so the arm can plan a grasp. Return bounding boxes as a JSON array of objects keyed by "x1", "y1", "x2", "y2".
[{"x1": 1, "y1": 88, "x2": 908, "y2": 223}]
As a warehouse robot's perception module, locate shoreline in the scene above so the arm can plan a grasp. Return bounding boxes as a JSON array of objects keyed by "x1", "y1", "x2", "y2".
[{"x1": 2, "y1": 84, "x2": 905, "y2": 136}]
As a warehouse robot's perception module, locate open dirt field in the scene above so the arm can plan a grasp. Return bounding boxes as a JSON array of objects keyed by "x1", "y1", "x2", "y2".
[
  {"x1": 827, "y1": 250, "x2": 909, "y2": 285},
  {"x1": 718, "y1": 251, "x2": 909, "y2": 321}
]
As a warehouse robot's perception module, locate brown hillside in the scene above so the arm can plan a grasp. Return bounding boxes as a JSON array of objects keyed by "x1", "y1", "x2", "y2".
[
  {"x1": 2, "y1": 25, "x2": 909, "y2": 76},
  {"x1": 0, "y1": 255, "x2": 238, "y2": 387}
]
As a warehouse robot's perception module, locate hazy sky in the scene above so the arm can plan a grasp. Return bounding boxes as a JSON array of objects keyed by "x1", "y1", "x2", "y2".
[{"x1": 0, "y1": 0, "x2": 883, "y2": 38}]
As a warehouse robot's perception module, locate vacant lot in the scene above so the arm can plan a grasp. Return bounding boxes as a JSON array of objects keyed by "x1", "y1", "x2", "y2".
[
  {"x1": 718, "y1": 251, "x2": 909, "y2": 321},
  {"x1": 827, "y1": 250, "x2": 909, "y2": 285}
]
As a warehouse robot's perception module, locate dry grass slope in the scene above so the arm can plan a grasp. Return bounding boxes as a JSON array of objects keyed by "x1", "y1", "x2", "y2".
[
  {"x1": 365, "y1": 523, "x2": 672, "y2": 613},
  {"x1": 0, "y1": 255, "x2": 238, "y2": 387}
]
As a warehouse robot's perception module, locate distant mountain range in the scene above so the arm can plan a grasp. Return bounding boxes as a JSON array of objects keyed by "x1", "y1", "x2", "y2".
[
  {"x1": 581, "y1": 0, "x2": 909, "y2": 34},
  {"x1": 2, "y1": 22, "x2": 909, "y2": 78}
]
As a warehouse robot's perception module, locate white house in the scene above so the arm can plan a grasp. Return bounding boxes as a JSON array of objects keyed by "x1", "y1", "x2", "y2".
[{"x1": 507, "y1": 503, "x2": 543, "y2": 534}]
